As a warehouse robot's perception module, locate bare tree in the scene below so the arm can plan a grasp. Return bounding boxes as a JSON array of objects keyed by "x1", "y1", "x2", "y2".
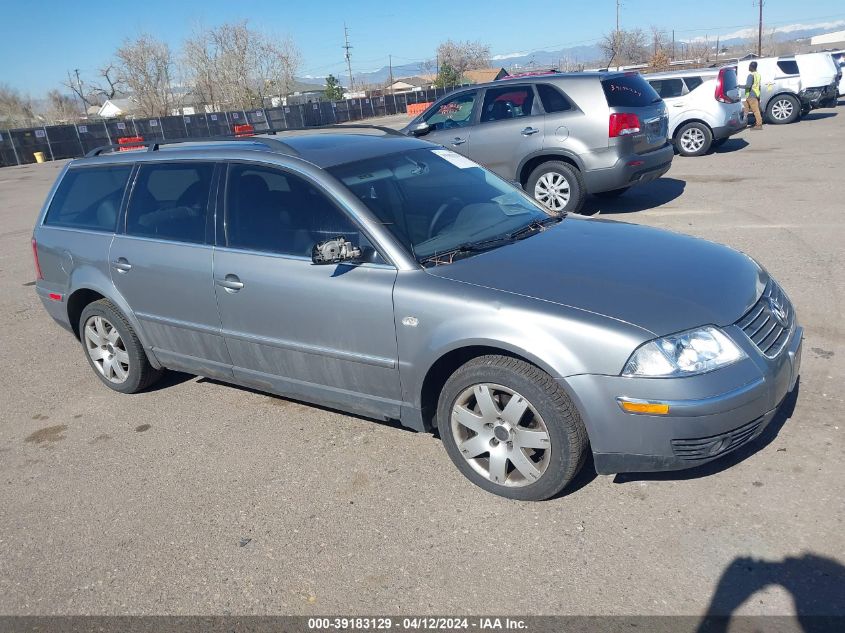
[
  {"x1": 600, "y1": 28, "x2": 648, "y2": 67},
  {"x1": 435, "y1": 39, "x2": 491, "y2": 82},
  {"x1": 0, "y1": 83, "x2": 36, "y2": 127},
  {"x1": 115, "y1": 34, "x2": 176, "y2": 117},
  {"x1": 62, "y1": 71, "x2": 94, "y2": 111},
  {"x1": 183, "y1": 21, "x2": 301, "y2": 111},
  {"x1": 45, "y1": 89, "x2": 80, "y2": 123},
  {"x1": 92, "y1": 64, "x2": 123, "y2": 101}
]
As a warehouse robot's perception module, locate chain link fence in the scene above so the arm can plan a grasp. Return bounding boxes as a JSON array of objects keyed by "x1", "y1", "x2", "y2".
[{"x1": 0, "y1": 85, "x2": 469, "y2": 168}]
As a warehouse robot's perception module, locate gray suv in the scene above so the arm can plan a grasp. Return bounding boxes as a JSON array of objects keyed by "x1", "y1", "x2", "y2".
[
  {"x1": 401, "y1": 72, "x2": 674, "y2": 213},
  {"x1": 33, "y1": 129, "x2": 801, "y2": 500}
]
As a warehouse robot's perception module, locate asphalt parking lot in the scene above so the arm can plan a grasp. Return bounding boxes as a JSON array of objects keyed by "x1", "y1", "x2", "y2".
[{"x1": 0, "y1": 109, "x2": 843, "y2": 619}]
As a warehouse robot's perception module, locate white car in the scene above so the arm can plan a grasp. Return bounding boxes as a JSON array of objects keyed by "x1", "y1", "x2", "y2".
[
  {"x1": 645, "y1": 66, "x2": 744, "y2": 157},
  {"x1": 794, "y1": 52, "x2": 841, "y2": 109}
]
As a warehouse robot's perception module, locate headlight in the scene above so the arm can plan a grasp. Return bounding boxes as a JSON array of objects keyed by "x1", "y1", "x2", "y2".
[{"x1": 623, "y1": 326, "x2": 746, "y2": 377}]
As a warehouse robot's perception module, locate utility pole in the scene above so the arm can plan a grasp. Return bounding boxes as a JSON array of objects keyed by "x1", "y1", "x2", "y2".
[
  {"x1": 756, "y1": 0, "x2": 764, "y2": 57},
  {"x1": 616, "y1": 0, "x2": 620, "y2": 34},
  {"x1": 343, "y1": 23, "x2": 354, "y2": 93},
  {"x1": 388, "y1": 54, "x2": 394, "y2": 94},
  {"x1": 671, "y1": 30, "x2": 675, "y2": 61},
  {"x1": 73, "y1": 68, "x2": 86, "y2": 112}
]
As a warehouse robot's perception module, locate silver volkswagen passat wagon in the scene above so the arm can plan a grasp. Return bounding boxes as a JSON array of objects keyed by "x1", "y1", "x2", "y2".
[{"x1": 32, "y1": 128, "x2": 801, "y2": 500}]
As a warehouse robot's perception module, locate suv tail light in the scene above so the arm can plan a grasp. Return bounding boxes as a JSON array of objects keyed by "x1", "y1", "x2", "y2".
[
  {"x1": 609, "y1": 113, "x2": 641, "y2": 137},
  {"x1": 31, "y1": 237, "x2": 43, "y2": 280},
  {"x1": 715, "y1": 67, "x2": 734, "y2": 103}
]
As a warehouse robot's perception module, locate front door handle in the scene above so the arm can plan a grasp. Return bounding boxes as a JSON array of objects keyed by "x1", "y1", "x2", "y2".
[
  {"x1": 216, "y1": 274, "x2": 244, "y2": 293},
  {"x1": 451, "y1": 137, "x2": 467, "y2": 146},
  {"x1": 112, "y1": 258, "x2": 132, "y2": 273},
  {"x1": 672, "y1": 103, "x2": 685, "y2": 107},
  {"x1": 521, "y1": 127, "x2": 540, "y2": 136}
]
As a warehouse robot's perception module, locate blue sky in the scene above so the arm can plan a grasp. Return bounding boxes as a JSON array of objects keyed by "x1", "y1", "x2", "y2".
[{"x1": 2, "y1": 0, "x2": 845, "y2": 95}]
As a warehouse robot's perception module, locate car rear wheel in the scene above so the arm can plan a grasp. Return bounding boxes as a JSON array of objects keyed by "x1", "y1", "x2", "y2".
[
  {"x1": 675, "y1": 122, "x2": 712, "y2": 157},
  {"x1": 437, "y1": 355, "x2": 588, "y2": 501},
  {"x1": 79, "y1": 299, "x2": 163, "y2": 394},
  {"x1": 526, "y1": 161, "x2": 585, "y2": 214},
  {"x1": 767, "y1": 94, "x2": 800, "y2": 124}
]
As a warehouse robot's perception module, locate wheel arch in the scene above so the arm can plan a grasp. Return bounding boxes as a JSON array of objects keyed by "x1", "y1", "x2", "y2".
[
  {"x1": 517, "y1": 151, "x2": 584, "y2": 188},
  {"x1": 418, "y1": 343, "x2": 562, "y2": 432}
]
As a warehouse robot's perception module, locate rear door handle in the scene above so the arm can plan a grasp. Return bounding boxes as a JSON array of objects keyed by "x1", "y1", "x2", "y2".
[
  {"x1": 112, "y1": 258, "x2": 132, "y2": 273},
  {"x1": 672, "y1": 103, "x2": 685, "y2": 107},
  {"x1": 521, "y1": 127, "x2": 540, "y2": 136},
  {"x1": 451, "y1": 137, "x2": 467, "y2": 146},
  {"x1": 216, "y1": 274, "x2": 244, "y2": 292}
]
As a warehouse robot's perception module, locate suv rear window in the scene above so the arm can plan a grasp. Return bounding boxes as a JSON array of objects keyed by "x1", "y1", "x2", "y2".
[
  {"x1": 777, "y1": 60, "x2": 799, "y2": 75},
  {"x1": 126, "y1": 162, "x2": 214, "y2": 244},
  {"x1": 602, "y1": 74, "x2": 661, "y2": 107},
  {"x1": 44, "y1": 165, "x2": 132, "y2": 232}
]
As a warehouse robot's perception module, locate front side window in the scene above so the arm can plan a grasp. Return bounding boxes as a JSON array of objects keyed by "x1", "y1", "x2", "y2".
[
  {"x1": 126, "y1": 162, "x2": 214, "y2": 243},
  {"x1": 480, "y1": 85, "x2": 535, "y2": 122},
  {"x1": 328, "y1": 148, "x2": 552, "y2": 262},
  {"x1": 44, "y1": 165, "x2": 132, "y2": 232},
  {"x1": 423, "y1": 91, "x2": 478, "y2": 130},
  {"x1": 224, "y1": 163, "x2": 379, "y2": 260},
  {"x1": 537, "y1": 84, "x2": 572, "y2": 112}
]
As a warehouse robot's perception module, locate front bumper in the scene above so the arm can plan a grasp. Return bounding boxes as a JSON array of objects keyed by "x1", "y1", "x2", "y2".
[
  {"x1": 584, "y1": 142, "x2": 674, "y2": 193},
  {"x1": 563, "y1": 324, "x2": 803, "y2": 475}
]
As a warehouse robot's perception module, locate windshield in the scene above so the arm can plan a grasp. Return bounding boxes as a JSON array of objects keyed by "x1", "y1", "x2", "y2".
[{"x1": 327, "y1": 148, "x2": 553, "y2": 262}]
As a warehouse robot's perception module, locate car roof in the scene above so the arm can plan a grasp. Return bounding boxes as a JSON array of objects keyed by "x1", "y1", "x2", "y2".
[
  {"x1": 466, "y1": 70, "x2": 634, "y2": 91},
  {"x1": 644, "y1": 68, "x2": 722, "y2": 80},
  {"x1": 70, "y1": 130, "x2": 433, "y2": 170}
]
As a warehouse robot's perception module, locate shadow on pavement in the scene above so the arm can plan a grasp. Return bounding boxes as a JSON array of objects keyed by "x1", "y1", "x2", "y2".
[
  {"x1": 802, "y1": 111, "x2": 838, "y2": 121},
  {"x1": 695, "y1": 553, "x2": 845, "y2": 633},
  {"x1": 713, "y1": 138, "x2": 749, "y2": 154},
  {"x1": 613, "y1": 380, "x2": 800, "y2": 484},
  {"x1": 142, "y1": 370, "x2": 195, "y2": 392},
  {"x1": 583, "y1": 177, "x2": 686, "y2": 215}
]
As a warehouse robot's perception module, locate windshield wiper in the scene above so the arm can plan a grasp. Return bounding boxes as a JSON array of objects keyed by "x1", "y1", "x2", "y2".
[
  {"x1": 507, "y1": 215, "x2": 564, "y2": 241},
  {"x1": 419, "y1": 235, "x2": 515, "y2": 265}
]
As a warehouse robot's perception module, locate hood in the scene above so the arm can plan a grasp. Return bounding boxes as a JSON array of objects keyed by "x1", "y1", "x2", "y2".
[{"x1": 426, "y1": 217, "x2": 766, "y2": 336}]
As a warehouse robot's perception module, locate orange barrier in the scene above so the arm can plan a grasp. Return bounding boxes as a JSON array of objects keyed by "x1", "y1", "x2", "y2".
[
  {"x1": 233, "y1": 123, "x2": 254, "y2": 137},
  {"x1": 117, "y1": 136, "x2": 145, "y2": 151},
  {"x1": 406, "y1": 102, "x2": 433, "y2": 117}
]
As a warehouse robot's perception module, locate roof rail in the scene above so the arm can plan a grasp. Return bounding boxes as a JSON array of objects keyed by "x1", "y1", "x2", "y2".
[{"x1": 84, "y1": 124, "x2": 405, "y2": 158}]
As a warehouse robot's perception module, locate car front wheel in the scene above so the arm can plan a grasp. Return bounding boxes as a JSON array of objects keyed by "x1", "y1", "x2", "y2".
[
  {"x1": 526, "y1": 161, "x2": 586, "y2": 214},
  {"x1": 437, "y1": 355, "x2": 588, "y2": 501}
]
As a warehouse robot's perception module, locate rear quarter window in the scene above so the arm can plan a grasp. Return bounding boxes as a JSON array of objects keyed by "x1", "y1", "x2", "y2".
[
  {"x1": 43, "y1": 165, "x2": 132, "y2": 232},
  {"x1": 537, "y1": 84, "x2": 573, "y2": 112},
  {"x1": 777, "y1": 60, "x2": 799, "y2": 75},
  {"x1": 602, "y1": 74, "x2": 661, "y2": 107},
  {"x1": 683, "y1": 76, "x2": 704, "y2": 92}
]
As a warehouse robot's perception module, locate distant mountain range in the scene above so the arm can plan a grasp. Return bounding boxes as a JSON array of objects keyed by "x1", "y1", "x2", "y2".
[{"x1": 296, "y1": 21, "x2": 845, "y2": 88}]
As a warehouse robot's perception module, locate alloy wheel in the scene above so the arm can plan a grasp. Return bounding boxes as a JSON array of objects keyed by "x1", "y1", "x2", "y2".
[
  {"x1": 534, "y1": 172, "x2": 571, "y2": 211},
  {"x1": 450, "y1": 383, "x2": 552, "y2": 487},
  {"x1": 771, "y1": 99, "x2": 794, "y2": 121},
  {"x1": 680, "y1": 127, "x2": 706, "y2": 154},
  {"x1": 83, "y1": 315, "x2": 130, "y2": 384}
]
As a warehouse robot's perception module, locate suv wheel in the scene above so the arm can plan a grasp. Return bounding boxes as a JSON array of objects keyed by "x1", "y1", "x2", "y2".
[
  {"x1": 675, "y1": 122, "x2": 712, "y2": 157},
  {"x1": 767, "y1": 94, "x2": 800, "y2": 124},
  {"x1": 79, "y1": 299, "x2": 163, "y2": 394},
  {"x1": 437, "y1": 355, "x2": 588, "y2": 501},
  {"x1": 526, "y1": 161, "x2": 585, "y2": 214}
]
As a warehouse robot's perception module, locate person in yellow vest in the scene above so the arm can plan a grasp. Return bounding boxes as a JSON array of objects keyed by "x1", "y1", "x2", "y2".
[{"x1": 742, "y1": 61, "x2": 764, "y2": 130}]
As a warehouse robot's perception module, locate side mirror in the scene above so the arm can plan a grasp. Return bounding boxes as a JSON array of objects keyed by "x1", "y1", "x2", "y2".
[
  {"x1": 311, "y1": 237, "x2": 362, "y2": 265},
  {"x1": 410, "y1": 121, "x2": 431, "y2": 137}
]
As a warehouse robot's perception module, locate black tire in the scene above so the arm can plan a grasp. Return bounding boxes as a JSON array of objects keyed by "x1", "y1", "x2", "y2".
[
  {"x1": 437, "y1": 355, "x2": 588, "y2": 501},
  {"x1": 766, "y1": 94, "x2": 801, "y2": 125},
  {"x1": 711, "y1": 138, "x2": 728, "y2": 148},
  {"x1": 78, "y1": 299, "x2": 163, "y2": 394},
  {"x1": 593, "y1": 187, "x2": 629, "y2": 198},
  {"x1": 525, "y1": 161, "x2": 586, "y2": 214},
  {"x1": 674, "y1": 122, "x2": 713, "y2": 157}
]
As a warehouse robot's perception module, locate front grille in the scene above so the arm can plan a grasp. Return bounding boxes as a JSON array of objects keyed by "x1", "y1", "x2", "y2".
[
  {"x1": 735, "y1": 281, "x2": 794, "y2": 358},
  {"x1": 671, "y1": 417, "x2": 764, "y2": 461}
]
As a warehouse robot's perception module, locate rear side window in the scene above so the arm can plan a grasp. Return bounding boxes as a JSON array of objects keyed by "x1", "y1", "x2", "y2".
[
  {"x1": 537, "y1": 84, "x2": 572, "y2": 112},
  {"x1": 44, "y1": 165, "x2": 132, "y2": 232},
  {"x1": 683, "y1": 76, "x2": 704, "y2": 92},
  {"x1": 777, "y1": 60, "x2": 799, "y2": 75},
  {"x1": 648, "y1": 78, "x2": 685, "y2": 99},
  {"x1": 126, "y1": 162, "x2": 214, "y2": 244},
  {"x1": 602, "y1": 74, "x2": 661, "y2": 107},
  {"x1": 480, "y1": 85, "x2": 535, "y2": 122}
]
